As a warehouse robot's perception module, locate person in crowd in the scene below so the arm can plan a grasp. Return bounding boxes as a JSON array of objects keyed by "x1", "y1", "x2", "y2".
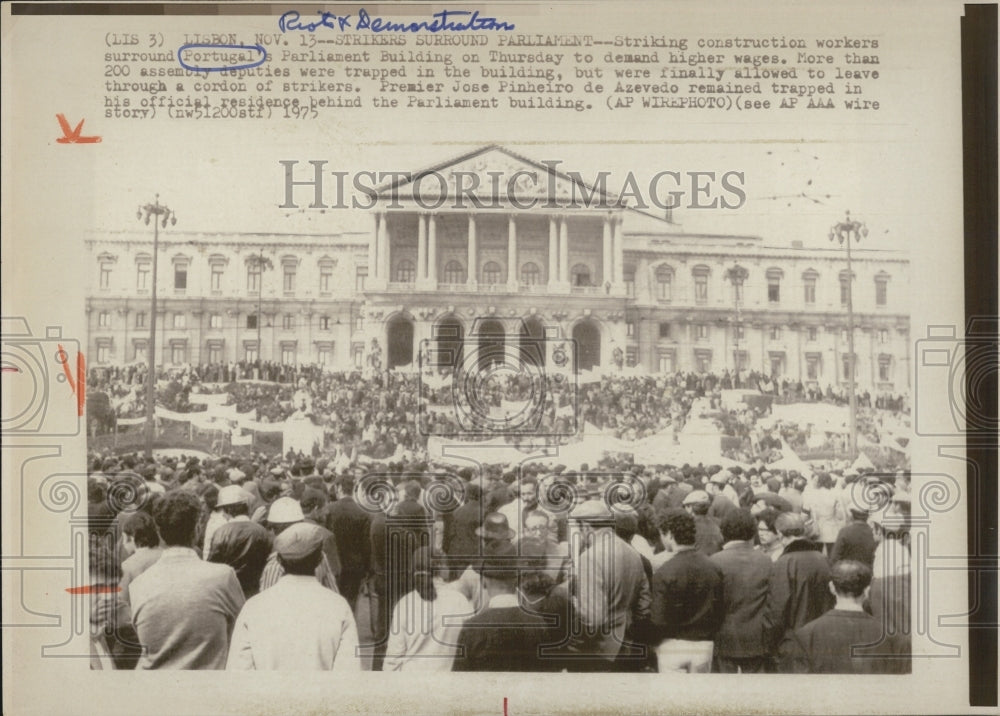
[
  {"x1": 649, "y1": 509, "x2": 724, "y2": 673},
  {"x1": 202, "y1": 485, "x2": 251, "y2": 555},
  {"x1": 259, "y1": 496, "x2": 339, "y2": 593},
  {"x1": 781, "y1": 560, "x2": 909, "y2": 674},
  {"x1": 706, "y1": 473, "x2": 739, "y2": 524},
  {"x1": 766, "y1": 512, "x2": 835, "y2": 660},
  {"x1": 324, "y1": 473, "x2": 372, "y2": 612},
  {"x1": 118, "y1": 510, "x2": 163, "y2": 608},
  {"x1": 227, "y1": 522, "x2": 360, "y2": 671},
  {"x1": 498, "y1": 475, "x2": 559, "y2": 542},
  {"x1": 90, "y1": 538, "x2": 142, "y2": 670},
  {"x1": 208, "y1": 515, "x2": 273, "y2": 601},
  {"x1": 755, "y1": 507, "x2": 785, "y2": 562},
  {"x1": 682, "y1": 490, "x2": 724, "y2": 557},
  {"x1": 710, "y1": 509, "x2": 774, "y2": 673},
  {"x1": 129, "y1": 491, "x2": 245, "y2": 669},
  {"x1": 300, "y1": 487, "x2": 342, "y2": 590},
  {"x1": 452, "y1": 542, "x2": 561, "y2": 672},
  {"x1": 384, "y1": 546, "x2": 472, "y2": 671},
  {"x1": 453, "y1": 512, "x2": 517, "y2": 615},
  {"x1": 780, "y1": 474, "x2": 807, "y2": 514},
  {"x1": 831, "y1": 505, "x2": 877, "y2": 567},
  {"x1": 569, "y1": 500, "x2": 651, "y2": 669},
  {"x1": 519, "y1": 511, "x2": 570, "y2": 584},
  {"x1": 442, "y1": 481, "x2": 483, "y2": 577},
  {"x1": 802, "y1": 472, "x2": 845, "y2": 555},
  {"x1": 868, "y1": 499, "x2": 912, "y2": 649}
]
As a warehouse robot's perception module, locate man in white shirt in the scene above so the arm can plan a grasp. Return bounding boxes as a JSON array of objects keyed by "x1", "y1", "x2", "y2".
[{"x1": 227, "y1": 522, "x2": 360, "y2": 670}]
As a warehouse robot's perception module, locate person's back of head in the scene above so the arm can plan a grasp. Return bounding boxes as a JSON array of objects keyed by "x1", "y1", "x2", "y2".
[
  {"x1": 830, "y1": 559, "x2": 872, "y2": 599},
  {"x1": 720, "y1": 508, "x2": 756, "y2": 544},
  {"x1": 152, "y1": 491, "x2": 203, "y2": 548},
  {"x1": 657, "y1": 509, "x2": 696, "y2": 548},
  {"x1": 122, "y1": 510, "x2": 160, "y2": 549}
]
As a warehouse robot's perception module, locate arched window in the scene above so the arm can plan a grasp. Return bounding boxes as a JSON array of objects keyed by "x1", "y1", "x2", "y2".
[
  {"x1": 395, "y1": 259, "x2": 416, "y2": 283},
  {"x1": 655, "y1": 265, "x2": 673, "y2": 301},
  {"x1": 520, "y1": 261, "x2": 541, "y2": 285},
  {"x1": 482, "y1": 261, "x2": 502, "y2": 284},
  {"x1": 443, "y1": 260, "x2": 465, "y2": 284},
  {"x1": 571, "y1": 263, "x2": 591, "y2": 287}
]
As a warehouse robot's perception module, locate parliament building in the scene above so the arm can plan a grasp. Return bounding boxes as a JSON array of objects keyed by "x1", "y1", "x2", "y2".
[{"x1": 86, "y1": 146, "x2": 911, "y2": 394}]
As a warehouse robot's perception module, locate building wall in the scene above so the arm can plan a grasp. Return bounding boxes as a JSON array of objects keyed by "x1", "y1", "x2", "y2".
[{"x1": 86, "y1": 223, "x2": 910, "y2": 393}]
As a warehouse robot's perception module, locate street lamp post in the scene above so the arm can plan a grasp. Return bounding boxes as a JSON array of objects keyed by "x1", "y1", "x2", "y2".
[
  {"x1": 725, "y1": 264, "x2": 749, "y2": 386},
  {"x1": 137, "y1": 195, "x2": 177, "y2": 458},
  {"x1": 829, "y1": 210, "x2": 868, "y2": 459}
]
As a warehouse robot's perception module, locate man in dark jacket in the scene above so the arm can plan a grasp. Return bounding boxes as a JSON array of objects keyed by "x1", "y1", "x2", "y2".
[
  {"x1": 650, "y1": 509, "x2": 724, "y2": 673},
  {"x1": 710, "y1": 509, "x2": 774, "y2": 673},
  {"x1": 830, "y1": 507, "x2": 877, "y2": 567},
  {"x1": 781, "y1": 560, "x2": 910, "y2": 673},
  {"x1": 766, "y1": 512, "x2": 835, "y2": 659},
  {"x1": 442, "y1": 482, "x2": 483, "y2": 577},
  {"x1": 683, "y1": 490, "x2": 724, "y2": 556},
  {"x1": 325, "y1": 474, "x2": 371, "y2": 612}
]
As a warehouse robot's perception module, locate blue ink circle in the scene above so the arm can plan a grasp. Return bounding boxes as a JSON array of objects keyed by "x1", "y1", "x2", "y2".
[{"x1": 177, "y1": 44, "x2": 267, "y2": 73}]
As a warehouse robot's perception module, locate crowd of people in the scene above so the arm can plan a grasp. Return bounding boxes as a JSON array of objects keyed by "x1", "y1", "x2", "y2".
[
  {"x1": 87, "y1": 446, "x2": 913, "y2": 674},
  {"x1": 88, "y1": 363, "x2": 911, "y2": 469}
]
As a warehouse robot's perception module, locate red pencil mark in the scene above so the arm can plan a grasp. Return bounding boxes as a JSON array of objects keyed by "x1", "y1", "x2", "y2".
[
  {"x1": 56, "y1": 114, "x2": 102, "y2": 144},
  {"x1": 58, "y1": 345, "x2": 86, "y2": 417},
  {"x1": 66, "y1": 585, "x2": 120, "y2": 595},
  {"x1": 503, "y1": 697, "x2": 508, "y2": 716},
  {"x1": 1, "y1": 366, "x2": 19, "y2": 372}
]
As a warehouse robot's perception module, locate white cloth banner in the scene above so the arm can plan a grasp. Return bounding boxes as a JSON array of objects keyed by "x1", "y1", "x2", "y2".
[{"x1": 188, "y1": 393, "x2": 229, "y2": 406}]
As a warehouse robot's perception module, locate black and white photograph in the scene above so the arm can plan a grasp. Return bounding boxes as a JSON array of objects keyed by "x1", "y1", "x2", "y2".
[{"x1": 2, "y1": 1, "x2": 992, "y2": 715}]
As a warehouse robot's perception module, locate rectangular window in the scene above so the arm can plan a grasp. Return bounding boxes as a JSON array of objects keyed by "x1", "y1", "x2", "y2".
[
  {"x1": 626, "y1": 346, "x2": 637, "y2": 367},
  {"x1": 878, "y1": 356, "x2": 892, "y2": 382},
  {"x1": 658, "y1": 322, "x2": 671, "y2": 339},
  {"x1": 136, "y1": 264, "x2": 150, "y2": 291},
  {"x1": 247, "y1": 314, "x2": 257, "y2": 330},
  {"x1": 840, "y1": 278, "x2": 850, "y2": 306},
  {"x1": 624, "y1": 272, "x2": 635, "y2": 297},
  {"x1": 99, "y1": 266, "x2": 111, "y2": 290},
  {"x1": 317, "y1": 347, "x2": 331, "y2": 365},
  {"x1": 878, "y1": 328, "x2": 889, "y2": 344},
  {"x1": 352, "y1": 344, "x2": 364, "y2": 368},
  {"x1": 842, "y1": 354, "x2": 856, "y2": 381},
  {"x1": 98, "y1": 311, "x2": 110, "y2": 328},
  {"x1": 356, "y1": 267, "x2": 368, "y2": 292},
  {"x1": 695, "y1": 350, "x2": 712, "y2": 373},
  {"x1": 876, "y1": 280, "x2": 888, "y2": 306},
  {"x1": 734, "y1": 324, "x2": 745, "y2": 341},
  {"x1": 319, "y1": 315, "x2": 331, "y2": 331},
  {"x1": 172, "y1": 313, "x2": 186, "y2": 329},
  {"x1": 733, "y1": 350, "x2": 748, "y2": 371},
  {"x1": 658, "y1": 353, "x2": 674, "y2": 373},
  {"x1": 807, "y1": 326, "x2": 818, "y2": 342},
  {"x1": 282, "y1": 314, "x2": 294, "y2": 330},
  {"x1": 244, "y1": 346, "x2": 258, "y2": 363},
  {"x1": 171, "y1": 344, "x2": 185, "y2": 364},
  {"x1": 694, "y1": 275, "x2": 708, "y2": 304},
  {"x1": 355, "y1": 315, "x2": 364, "y2": 333},
  {"x1": 208, "y1": 345, "x2": 223, "y2": 363},
  {"x1": 769, "y1": 353, "x2": 785, "y2": 378},
  {"x1": 247, "y1": 265, "x2": 260, "y2": 293},
  {"x1": 769, "y1": 325, "x2": 781, "y2": 341},
  {"x1": 767, "y1": 280, "x2": 780, "y2": 303},
  {"x1": 174, "y1": 267, "x2": 187, "y2": 290},
  {"x1": 211, "y1": 266, "x2": 223, "y2": 292},
  {"x1": 626, "y1": 319, "x2": 635, "y2": 338},
  {"x1": 97, "y1": 345, "x2": 110, "y2": 364},
  {"x1": 283, "y1": 268, "x2": 295, "y2": 293},
  {"x1": 281, "y1": 347, "x2": 295, "y2": 365},
  {"x1": 135, "y1": 312, "x2": 147, "y2": 329},
  {"x1": 696, "y1": 324, "x2": 709, "y2": 340},
  {"x1": 134, "y1": 344, "x2": 147, "y2": 363},
  {"x1": 320, "y1": 269, "x2": 332, "y2": 293},
  {"x1": 209, "y1": 313, "x2": 222, "y2": 329},
  {"x1": 806, "y1": 356, "x2": 820, "y2": 380},
  {"x1": 804, "y1": 279, "x2": 816, "y2": 304}
]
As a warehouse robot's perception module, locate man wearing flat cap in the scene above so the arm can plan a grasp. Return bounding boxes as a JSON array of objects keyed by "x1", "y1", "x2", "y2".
[
  {"x1": 227, "y1": 522, "x2": 360, "y2": 671},
  {"x1": 259, "y1": 497, "x2": 339, "y2": 594},
  {"x1": 568, "y1": 500, "x2": 651, "y2": 669},
  {"x1": 683, "y1": 490, "x2": 724, "y2": 557}
]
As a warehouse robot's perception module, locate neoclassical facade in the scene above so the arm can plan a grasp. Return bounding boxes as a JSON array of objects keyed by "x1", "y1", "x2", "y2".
[{"x1": 86, "y1": 147, "x2": 911, "y2": 393}]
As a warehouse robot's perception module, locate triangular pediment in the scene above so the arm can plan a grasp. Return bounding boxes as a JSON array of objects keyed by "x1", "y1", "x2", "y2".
[{"x1": 375, "y1": 145, "x2": 623, "y2": 208}]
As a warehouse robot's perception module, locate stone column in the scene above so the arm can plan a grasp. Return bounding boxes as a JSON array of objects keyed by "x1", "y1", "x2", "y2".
[
  {"x1": 381, "y1": 216, "x2": 391, "y2": 284},
  {"x1": 507, "y1": 215, "x2": 518, "y2": 290},
  {"x1": 547, "y1": 215, "x2": 558, "y2": 288},
  {"x1": 602, "y1": 215, "x2": 613, "y2": 285},
  {"x1": 559, "y1": 216, "x2": 569, "y2": 286},
  {"x1": 370, "y1": 213, "x2": 381, "y2": 281},
  {"x1": 467, "y1": 214, "x2": 477, "y2": 288},
  {"x1": 612, "y1": 215, "x2": 624, "y2": 287},
  {"x1": 417, "y1": 213, "x2": 428, "y2": 287},
  {"x1": 427, "y1": 213, "x2": 438, "y2": 285}
]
